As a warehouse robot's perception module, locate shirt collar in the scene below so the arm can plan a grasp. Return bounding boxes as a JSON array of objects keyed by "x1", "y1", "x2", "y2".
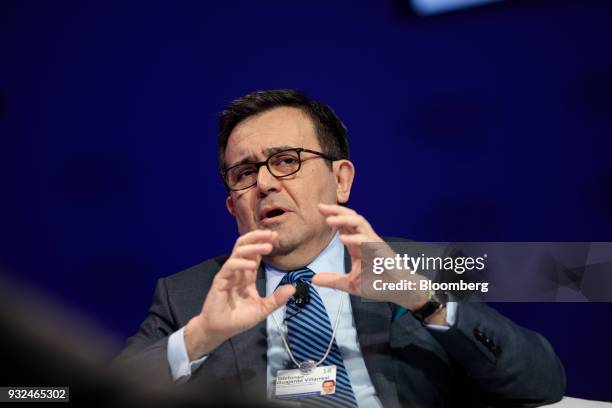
[{"x1": 264, "y1": 231, "x2": 344, "y2": 294}]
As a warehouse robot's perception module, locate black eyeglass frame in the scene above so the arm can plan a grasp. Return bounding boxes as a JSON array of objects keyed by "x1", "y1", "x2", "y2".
[{"x1": 220, "y1": 147, "x2": 335, "y2": 191}]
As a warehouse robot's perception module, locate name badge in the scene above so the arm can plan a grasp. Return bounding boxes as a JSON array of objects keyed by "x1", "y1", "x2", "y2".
[{"x1": 275, "y1": 365, "x2": 337, "y2": 399}]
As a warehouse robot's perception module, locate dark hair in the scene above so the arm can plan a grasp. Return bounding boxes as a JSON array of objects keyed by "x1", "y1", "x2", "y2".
[{"x1": 218, "y1": 89, "x2": 349, "y2": 172}]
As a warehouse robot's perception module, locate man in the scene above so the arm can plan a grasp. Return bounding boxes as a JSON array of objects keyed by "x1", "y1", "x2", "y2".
[
  {"x1": 116, "y1": 89, "x2": 565, "y2": 407},
  {"x1": 322, "y1": 380, "x2": 336, "y2": 395}
]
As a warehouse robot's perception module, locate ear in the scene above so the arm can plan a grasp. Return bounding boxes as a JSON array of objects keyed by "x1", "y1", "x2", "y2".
[
  {"x1": 226, "y1": 195, "x2": 236, "y2": 217},
  {"x1": 333, "y1": 160, "x2": 355, "y2": 204}
]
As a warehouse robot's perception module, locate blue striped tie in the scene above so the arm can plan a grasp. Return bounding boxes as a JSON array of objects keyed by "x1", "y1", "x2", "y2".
[{"x1": 278, "y1": 268, "x2": 358, "y2": 408}]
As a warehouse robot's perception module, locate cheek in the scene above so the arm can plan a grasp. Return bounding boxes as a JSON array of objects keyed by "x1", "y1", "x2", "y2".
[
  {"x1": 233, "y1": 197, "x2": 257, "y2": 232},
  {"x1": 297, "y1": 173, "x2": 336, "y2": 216},
  {"x1": 311, "y1": 171, "x2": 338, "y2": 203}
]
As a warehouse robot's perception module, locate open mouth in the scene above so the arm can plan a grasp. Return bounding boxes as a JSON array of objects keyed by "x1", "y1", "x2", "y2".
[{"x1": 264, "y1": 208, "x2": 286, "y2": 220}]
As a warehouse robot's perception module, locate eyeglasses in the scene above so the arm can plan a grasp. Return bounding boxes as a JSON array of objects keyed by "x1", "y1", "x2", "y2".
[{"x1": 221, "y1": 148, "x2": 334, "y2": 191}]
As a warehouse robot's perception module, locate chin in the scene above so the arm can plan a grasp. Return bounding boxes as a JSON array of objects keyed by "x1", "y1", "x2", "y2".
[{"x1": 270, "y1": 231, "x2": 303, "y2": 256}]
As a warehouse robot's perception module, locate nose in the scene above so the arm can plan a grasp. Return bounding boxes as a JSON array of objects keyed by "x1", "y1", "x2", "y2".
[{"x1": 256, "y1": 164, "x2": 281, "y2": 197}]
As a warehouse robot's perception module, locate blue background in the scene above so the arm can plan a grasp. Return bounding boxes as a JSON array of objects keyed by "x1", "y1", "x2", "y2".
[{"x1": 2, "y1": 0, "x2": 611, "y2": 401}]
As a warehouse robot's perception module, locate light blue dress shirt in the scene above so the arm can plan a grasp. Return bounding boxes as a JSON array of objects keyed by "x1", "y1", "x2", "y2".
[
  {"x1": 167, "y1": 232, "x2": 457, "y2": 407},
  {"x1": 265, "y1": 232, "x2": 382, "y2": 408}
]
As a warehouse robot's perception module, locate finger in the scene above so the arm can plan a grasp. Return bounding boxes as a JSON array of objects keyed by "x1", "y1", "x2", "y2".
[
  {"x1": 312, "y1": 272, "x2": 352, "y2": 293},
  {"x1": 235, "y1": 230, "x2": 278, "y2": 248},
  {"x1": 233, "y1": 243, "x2": 273, "y2": 259},
  {"x1": 220, "y1": 258, "x2": 258, "y2": 274},
  {"x1": 225, "y1": 268, "x2": 247, "y2": 293},
  {"x1": 218, "y1": 267, "x2": 258, "y2": 291},
  {"x1": 325, "y1": 214, "x2": 371, "y2": 232},
  {"x1": 339, "y1": 233, "x2": 372, "y2": 245},
  {"x1": 215, "y1": 258, "x2": 258, "y2": 289},
  {"x1": 261, "y1": 284, "x2": 296, "y2": 315},
  {"x1": 241, "y1": 265, "x2": 259, "y2": 286},
  {"x1": 233, "y1": 269, "x2": 254, "y2": 296},
  {"x1": 318, "y1": 203, "x2": 356, "y2": 217}
]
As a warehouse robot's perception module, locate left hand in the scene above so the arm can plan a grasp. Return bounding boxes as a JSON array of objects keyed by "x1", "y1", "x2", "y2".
[{"x1": 312, "y1": 203, "x2": 431, "y2": 311}]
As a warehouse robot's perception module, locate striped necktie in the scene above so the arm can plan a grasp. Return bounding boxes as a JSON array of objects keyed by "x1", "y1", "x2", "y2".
[{"x1": 278, "y1": 268, "x2": 358, "y2": 408}]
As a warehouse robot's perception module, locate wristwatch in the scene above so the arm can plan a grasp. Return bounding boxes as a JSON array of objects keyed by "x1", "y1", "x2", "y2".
[{"x1": 412, "y1": 290, "x2": 448, "y2": 323}]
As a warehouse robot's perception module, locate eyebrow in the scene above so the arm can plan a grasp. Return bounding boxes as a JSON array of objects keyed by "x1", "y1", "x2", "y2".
[{"x1": 225, "y1": 145, "x2": 297, "y2": 169}]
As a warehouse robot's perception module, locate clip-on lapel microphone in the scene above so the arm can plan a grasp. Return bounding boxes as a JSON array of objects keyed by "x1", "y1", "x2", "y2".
[{"x1": 284, "y1": 281, "x2": 310, "y2": 321}]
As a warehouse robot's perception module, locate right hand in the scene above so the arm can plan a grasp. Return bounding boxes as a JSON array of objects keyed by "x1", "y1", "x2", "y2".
[{"x1": 184, "y1": 230, "x2": 295, "y2": 360}]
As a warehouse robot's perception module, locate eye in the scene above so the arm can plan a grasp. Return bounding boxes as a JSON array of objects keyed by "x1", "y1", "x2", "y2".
[
  {"x1": 272, "y1": 154, "x2": 299, "y2": 167},
  {"x1": 233, "y1": 166, "x2": 257, "y2": 182}
]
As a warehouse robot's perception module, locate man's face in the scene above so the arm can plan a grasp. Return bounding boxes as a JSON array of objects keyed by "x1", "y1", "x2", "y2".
[
  {"x1": 322, "y1": 381, "x2": 335, "y2": 393},
  {"x1": 224, "y1": 107, "x2": 346, "y2": 263}
]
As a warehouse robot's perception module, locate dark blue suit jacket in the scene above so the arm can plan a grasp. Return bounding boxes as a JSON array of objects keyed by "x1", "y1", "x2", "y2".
[{"x1": 116, "y1": 247, "x2": 566, "y2": 407}]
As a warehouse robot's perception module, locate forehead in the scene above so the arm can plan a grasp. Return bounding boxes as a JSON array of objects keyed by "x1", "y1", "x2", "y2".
[{"x1": 225, "y1": 106, "x2": 321, "y2": 165}]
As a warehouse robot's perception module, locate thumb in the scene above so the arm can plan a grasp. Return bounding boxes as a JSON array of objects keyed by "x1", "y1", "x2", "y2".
[
  {"x1": 262, "y1": 284, "x2": 295, "y2": 315},
  {"x1": 312, "y1": 272, "x2": 350, "y2": 292}
]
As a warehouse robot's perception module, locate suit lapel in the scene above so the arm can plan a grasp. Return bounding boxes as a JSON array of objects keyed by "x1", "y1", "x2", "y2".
[
  {"x1": 229, "y1": 264, "x2": 268, "y2": 399},
  {"x1": 346, "y1": 247, "x2": 401, "y2": 408}
]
